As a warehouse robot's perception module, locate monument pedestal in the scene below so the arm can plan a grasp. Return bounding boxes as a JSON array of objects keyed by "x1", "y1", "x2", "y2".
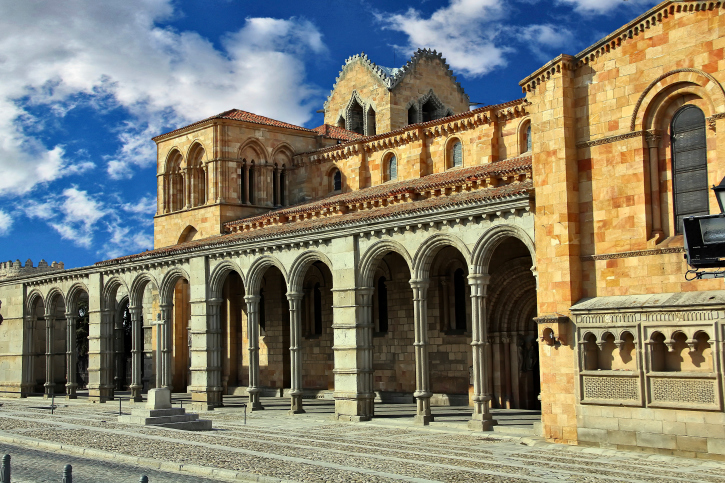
[{"x1": 118, "y1": 388, "x2": 212, "y2": 431}]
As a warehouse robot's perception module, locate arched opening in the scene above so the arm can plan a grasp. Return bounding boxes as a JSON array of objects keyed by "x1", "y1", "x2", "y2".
[
  {"x1": 178, "y1": 225, "x2": 198, "y2": 244},
  {"x1": 408, "y1": 104, "x2": 419, "y2": 125},
  {"x1": 383, "y1": 154, "x2": 397, "y2": 182},
  {"x1": 114, "y1": 298, "x2": 134, "y2": 391},
  {"x1": 366, "y1": 106, "x2": 376, "y2": 135},
  {"x1": 219, "y1": 270, "x2": 246, "y2": 394},
  {"x1": 449, "y1": 140, "x2": 463, "y2": 169},
  {"x1": 369, "y1": 252, "x2": 415, "y2": 405},
  {"x1": 280, "y1": 170, "x2": 286, "y2": 206},
  {"x1": 257, "y1": 266, "x2": 291, "y2": 395},
  {"x1": 44, "y1": 293, "x2": 67, "y2": 397},
  {"x1": 348, "y1": 98, "x2": 364, "y2": 135},
  {"x1": 336, "y1": 116, "x2": 345, "y2": 129},
  {"x1": 73, "y1": 292, "x2": 90, "y2": 393},
  {"x1": 26, "y1": 296, "x2": 47, "y2": 395},
  {"x1": 486, "y1": 237, "x2": 539, "y2": 409},
  {"x1": 428, "y1": 246, "x2": 471, "y2": 407},
  {"x1": 671, "y1": 105, "x2": 708, "y2": 233},
  {"x1": 421, "y1": 98, "x2": 439, "y2": 122},
  {"x1": 187, "y1": 144, "x2": 206, "y2": 207},
  {"x1": 332, "y1": 168, "x2": 342, "y2": 192},
  {"x1": 128, "y1": 277, "x2": 160, "y2": 399},
  {"x1": 300, "y1": 261, "x2": 335, "y2": 396},
  {"x1": 171, "y1": 277, "x2": 192, "y2": 393},
  {"x1": 519, "y1": 120, "x2": 532, "y2": 155},
  {"x1": 248, "y1": 165, "x2": 255, "y2": 205},
  {"x1": 165, "y1": 150, "x2": 185, "y2": 212}
]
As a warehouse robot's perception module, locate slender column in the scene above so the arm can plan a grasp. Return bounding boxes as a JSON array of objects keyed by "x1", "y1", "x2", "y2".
[
  {"x1": 184, "y1": 170, "x2": 191, "y2": 209},
  {"x1": 646, "y1": 131, "x2": 663, "y2": 239},
  {"x1": 244, "y1": 295, "x2": 263, "y2": 410},
  {"x1": 159, "y1": 305, "x2": 173, "y2": 391},
  {"x1": 468, "y1": 273, "x2": 495, "y2": 430},
  {"x1": 21, "y1": 316, "x2": 35, "y2": 396},
  {"x1": 510, "y1": 334, "x2": 521, "y2": 408},
  {"x1": 129, "y1": 306, "x2": 143, "y2": 401},
  {"x1": 502, "y1": 334, "x2": 512, "y2": 409},
  {"x1": 410, "y1": 279, "x2": 433, "y2": 425},
  {"x1": 44, "y1": 315, "x2": 55, "y2": 398},
  {"x1": 193, "y1": 298, "x2": 223, "y2": 408},
  {"x1": 287, "y1": 292, "x2": 305, "y2": 414},
  {"x1": 274, "y1": 169, "x2": 281, "y2": 206},
  {"x1": 65, "y1": 314, "x2": 78, "y2": 399},
  {"x1": 113, "y1": 311, "x2": 124, "y2": 392},
  {"x1": 492, "y1": 334, "x2": 502, "y2": 407}
]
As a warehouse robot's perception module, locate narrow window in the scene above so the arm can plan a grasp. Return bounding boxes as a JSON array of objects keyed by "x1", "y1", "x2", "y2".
[
  {"x1": 241, "y1": 166, "x2": 247, "y2": 203},
  {"x1": 422, "y1": 98, "x2": 437, "y2": 122},
  {"x1": 248, "y1": 167, "x2": 255, "y2": 204},
  {"x1": 452, "y1": 141, "x2": 462, "y2": 168},
  {"x1": 388, "y1": 155, "x2": 397, "y2": 181},
  {"x1": 377, "y1": 277, "x2": 388, "y2": 333},
  {"x1": 366, "y1": 106, "x2": 376, "y2": 136},
  {"x1": 526, "y1": 124, "x2": 532, "y2": 152},
  {"x1": 348, "y1": 100, "x2": 364, "y2": 135},
  {"x1": 259, "y1": 290, "x2": 266, "y2": 331},
  {"x1": 273, "y1": 168, "x2": 279, "y2": 206},
  {"x1": 453, "y1": 269, "x2": 466, "y2": 331},
  {"x1": 333, "y1": 169, "x2": 342, "y2": 191},
  {"x1": 280, "y1": 171, "x2": 286, "y2": 206},
  {"x1": 672, "y1": 105, "x2": 708, "y2": 233},
  {"x1": 337, "y1": 116, "x2": 345, "y2": 129},
  {"x1": 408, "y1": 105, "x2": 418, "y2": 125},
  {"x1": 313, "y1": 283, "x2": 322, "y2": 335}
]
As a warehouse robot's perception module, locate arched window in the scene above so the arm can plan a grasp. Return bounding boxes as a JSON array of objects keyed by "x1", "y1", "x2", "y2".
[
  {"x1": 422, "y1": 98, "x2": 438, "y2": 122},
  {"x1": 333, "y1": 169, "x2": 342, "y2": 191},
  {"x1": 408, "y1": 105, "x2": 418, "y2": 125},
  {"x1": 366, "y1": 106, "x2": 376, "y2": 136},
  {"x1": 273, "y1": 166, "x2": 279, "y2": 206},
  {"x1": 526, "y1": 124, "x2": 532, "y2": 152},
  {"x1": 520, "y1": 120, "x2": 532, "y2": 154},
  {"x1": 240, "y1": 164, "x2": 247, "y2": 204},
  {"x1": 671, "y1": 105, "x2": 708, "y2": 233},
  {"x1": 387, "y1": 155, "x2": 397, "y2": 181},
  {"x1": 451, "y1": 141, "x2": 463, "y2": 168},
  {"x1": 348, "y1": 99, "x2": 364, "y2": 135},
  {"x1": 313, "y1": 283, "x2": 322, "y2": 335},
  {"x1": 337, "y1": 116, "x2": 345, "y2": 129},
  {"x1": 377, "y1": 276, "x2": 388, "y2": 333},
  {"x1": 453, "y1": 269, "x2": 466, "y2": 331},
  {"x1": 280, "y1": 170, "x2": 286, "y2": 206}
]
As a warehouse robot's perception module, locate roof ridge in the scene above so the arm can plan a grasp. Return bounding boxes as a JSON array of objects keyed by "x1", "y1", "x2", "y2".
[{"x1": 323, "y1": 49, "x2": 469, "y2": 110}]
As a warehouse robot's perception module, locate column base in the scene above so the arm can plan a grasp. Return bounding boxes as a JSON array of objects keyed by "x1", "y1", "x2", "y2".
[
  {"x1": 468, "y1": 418, "x2": 496, "y2": 431},
  {"x1": 248, "y1": 392, "x2": 263, "y2": 411},
  {"x1": 130, "y1": 385, "x2": 143, "y2": 402},
  {"x1": 88, "y1": 385, "x2": 114, "y2": 403},
  {"x1": 289, "y1": 394, "x2": 305, "y2": 414},
  {"x1": 414, "y1": 414, "x2": 434, "y2": 425}
]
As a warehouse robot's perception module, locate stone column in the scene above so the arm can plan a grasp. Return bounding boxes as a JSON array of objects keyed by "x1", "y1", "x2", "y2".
[
  {"x1": 510, "y1": 334, "x2": 521, "y2": 408},
  {"x1": 188, "y1": 296, "x2": 223, "y2": 410},
  {"x1": 244, "y1": 165, "x2": 250, "y2": 204},
  {"x1": 244, "y1": 295, "x2": 263, "y2": 410},
  {"x1": 21, "y1": 316, "x2": 35, "y2": 396},
  {"x1": 129, "y1": 306, "x2": 143, "y2": 401},
  {"x1": 65, "y1": 314, "x2": 78, "y2": 399},
  {"x1": 502, "y1": 334, "x2": 512, "y2": 409},
  {"x1": 274, "y1": 168, "x2": 281, "y2": 206},
  {"x1": 410, "y1": 279, "x2": 433, "y2": 425},
  {"x1": 44, "y1": 315, "x2": 54, "y2": 398},
  {"x1": 492, "y1": 334, "x2": 502, "y2": 407},
  {"x1": 468, "y1": 273, "x2": 495, "y2": 430},
  {"x1": 287, "y1": 292, "x2": 305, "y2": 414},
  {"x1": 113, "y1": 310, "x2": 124, "y2": 392},
  {"x1": 332, "y1": 287, "x2": 374, "y2": 421},
  {"x1": 184, "y1": 170, "x2": 191, "y2": 209},
  {"x1": 645, "y1": 131, "x2": 663, "y2": 239},
  {"x1": 159, "y1": 304, "x2": 173, "y2": 391}
]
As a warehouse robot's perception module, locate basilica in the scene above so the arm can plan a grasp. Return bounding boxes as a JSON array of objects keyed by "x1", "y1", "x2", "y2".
[{"x1": 1, "y1": 0, "x2": 724, "y2": 458}]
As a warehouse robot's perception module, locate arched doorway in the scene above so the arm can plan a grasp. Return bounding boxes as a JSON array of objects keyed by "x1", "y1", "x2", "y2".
[
  {"x1": 485, "y1": 237, "x2": 539, "y2": 410},
  {"x1": 219, "y1": 269, "x2": 246, "y2": 394}
]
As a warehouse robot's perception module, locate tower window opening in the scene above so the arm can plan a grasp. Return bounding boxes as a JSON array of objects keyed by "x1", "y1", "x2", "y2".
[
  {"x1": 333, "y1": 169, "x2": 342, "y2": 191},
  {"x1": 348, "y1": 100, "x2": 364, "y2": 135}
]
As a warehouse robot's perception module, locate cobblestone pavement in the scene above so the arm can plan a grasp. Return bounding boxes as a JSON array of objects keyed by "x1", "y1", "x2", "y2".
[{"x1": 0, "y1": 394, "x2": 724, "y2": 483}]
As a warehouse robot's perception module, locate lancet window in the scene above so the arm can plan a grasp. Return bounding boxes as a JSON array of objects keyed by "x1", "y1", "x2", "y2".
[{"x1": 671, "y1": 105, "x2": 708, "y2": 233}]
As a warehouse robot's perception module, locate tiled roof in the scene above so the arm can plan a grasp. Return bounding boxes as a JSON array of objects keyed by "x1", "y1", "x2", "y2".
[
  {"x1": 298, "y1": 98, "x2": 528, "y2": 157},
  {"x1": 152, "y1": 109, "x2": 314, "y2": 141},
  {"x1": 96, "y1": 178, "x2": 532, "y2": 267},
  {"x1": 312, "y1": 124, "x2": 364, "y2": 141},
  {"x1": 225, "y1": 154, "x2": 532, "y2": 229}
]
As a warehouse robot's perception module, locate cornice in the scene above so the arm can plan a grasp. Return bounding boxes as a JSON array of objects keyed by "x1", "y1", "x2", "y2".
[
  {"x1": 576, "y1": 130, "x2": 645, "y2": 148},
  {"x1": 581, "y1": 246, "x2": 685, "y2": 261}
]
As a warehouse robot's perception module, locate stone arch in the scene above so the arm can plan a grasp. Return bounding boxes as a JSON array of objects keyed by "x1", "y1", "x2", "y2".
[
  {"x1": 101, "y1": 277, "x2": 128, "y2": 310},
  {"x1": 178, "y1": 225, "x2": 198, "y2": 244},
  {"x1": 186, "y1": 140, "x2": 209, "y2": 166},
  {"x1": 358, "y1": 239, "x2": 413, "y2": 287},
  {"x1": 25, "y1": 289, "x2": 45, "y2": 315},
  {"x1": 345, "y1": 91, "x2": 366, "y2": 134},
  {"x1": 129, "y1": 273, "x2": 160, "y2": 308},
  {"x1": 419, "y1": 89, "x2": 447, "y2": 122},
  {"x1": 44, "y1": 288, "x2": 65, "y2": 315},
  {"x1": 327, "y1": 163, "x2": 342, "y2": 192},
  {"x1": 631, "y1": 69, "x2": 725, "y2": 131},
  {"x1": 413, "y1": 233, "x2": 471, "y2": 281},
  {"x1": 246, "y1": 255, "x2": 288, "y2": 295},
  {"x1": 65, "y1": 282, "x2": 90, "y2": 313},
  {"x1": 271, "y1": 143, "x2": 294, "y2": 167},
  {"x1": 159, "y1": 267, "x2": 191, "y2": 305},
  {"x1": 238, "y1": 137, "x2": 269, "y2": 163},
  {"x1": 381, "y1": 149, "x2": 398, "y2": 182},
  {"x1": 471, "y1": 224, "x2": 536, "y2": 275},
  {"x1": 288, "y1": 250, "x2": 334, "y2": 293},
  {"x1": 444, "y1": 135, "x2": 463, "y2": 169},
  {"x1": 208, "y1": 261, "x2": 245, "y2": 299},
  {"x1": 164, "y1": 147, "x2": 184, "y2": 173},
  {"x1": 517, "y1": 117, "x2": 532, "y2": 154}
]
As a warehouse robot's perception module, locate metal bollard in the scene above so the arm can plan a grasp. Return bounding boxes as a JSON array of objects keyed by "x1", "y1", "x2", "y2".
[
  {"x1": 242, "y1": 403, "x2": 247, "y2": 425},
  {"x1": 62, "y1": 464, "x2": 72, "y2": 483},
  {"x1": 1, "y1": 454, "x2": 10, "y2": 483},
  {"x1": 119, "y1": 397, "x2": 122, "y2": 416},
  {"x1": 139, "y1": 475, "x2": 148, "y2": 483}
]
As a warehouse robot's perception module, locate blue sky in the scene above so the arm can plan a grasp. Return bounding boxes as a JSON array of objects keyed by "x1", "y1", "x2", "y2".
[{"x1": 0, "y1": 0, "x2": 660, "y2": 269}]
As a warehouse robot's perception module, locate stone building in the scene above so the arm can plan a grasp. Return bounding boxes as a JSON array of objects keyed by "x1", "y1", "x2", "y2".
[{"x1": 0, "y1": 0, "x2": 724, "y2": 459}]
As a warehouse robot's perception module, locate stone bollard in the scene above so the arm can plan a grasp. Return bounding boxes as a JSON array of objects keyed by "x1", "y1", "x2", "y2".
[
  {"x1": 62, "y1": 464, "x2": 72, "y2": 483},
  {"x1": 1, "y1": 454, "x2": 10, "y2": 483},
  {"x1": 139, "y1": 476, "x2": 149, "y2": 483}
]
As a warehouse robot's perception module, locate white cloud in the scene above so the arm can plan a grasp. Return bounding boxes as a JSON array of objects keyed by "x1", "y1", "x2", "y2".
[
  {"x1": 0, "y1": 210, "x2": 13, "y2": 236},
  {"x1": 519, "y1": 24, "x2": 576, "y2": 62},
  {"x1": 0, "y1": 1, "x2": 327, "y2": 194},
  {"x1": 376, "y1": 0, "x2": 510, "y2": 77},
  {"x1": 555, "y1": 0, "x2": 659, "y2": 15},
  {"x1": 121, "y1": 195, "x2": 157, "y2": 216}
]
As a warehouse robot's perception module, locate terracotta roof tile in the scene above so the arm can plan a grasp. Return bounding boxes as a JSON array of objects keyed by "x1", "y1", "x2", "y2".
[
  {"x1": 152, "y1": 109, "x2": 314, "y2": 141},
  {"x1": 312, "y1": 124, "x2": 364, "y2": 141},
  {"x1": 96, "y1": 179, "x2": 532, "y2": 267}
]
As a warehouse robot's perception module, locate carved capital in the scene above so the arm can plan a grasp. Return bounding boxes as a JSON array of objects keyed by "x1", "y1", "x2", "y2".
[{"x1": 645, "y1": 130, "x2": 661, "y2": 148}]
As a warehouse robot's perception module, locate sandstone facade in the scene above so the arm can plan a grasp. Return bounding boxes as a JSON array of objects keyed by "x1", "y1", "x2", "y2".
[{"x1": 1, "y1": 0, "x2": 724, "y2": 460}]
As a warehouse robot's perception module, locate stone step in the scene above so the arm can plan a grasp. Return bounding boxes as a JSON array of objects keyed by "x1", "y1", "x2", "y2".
[
  {"x1": 492, "y1": 425, "x2": 536, "y2": 436},
  {"x1": 129, "y1": 408, "x2": 186, "y2": 418},
  {"x1": 119, "y1": 413, "x2": 200, "y2": 425},
  {"x1": 158, "y1": 419, "x2": 213, "y2": 431}
]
